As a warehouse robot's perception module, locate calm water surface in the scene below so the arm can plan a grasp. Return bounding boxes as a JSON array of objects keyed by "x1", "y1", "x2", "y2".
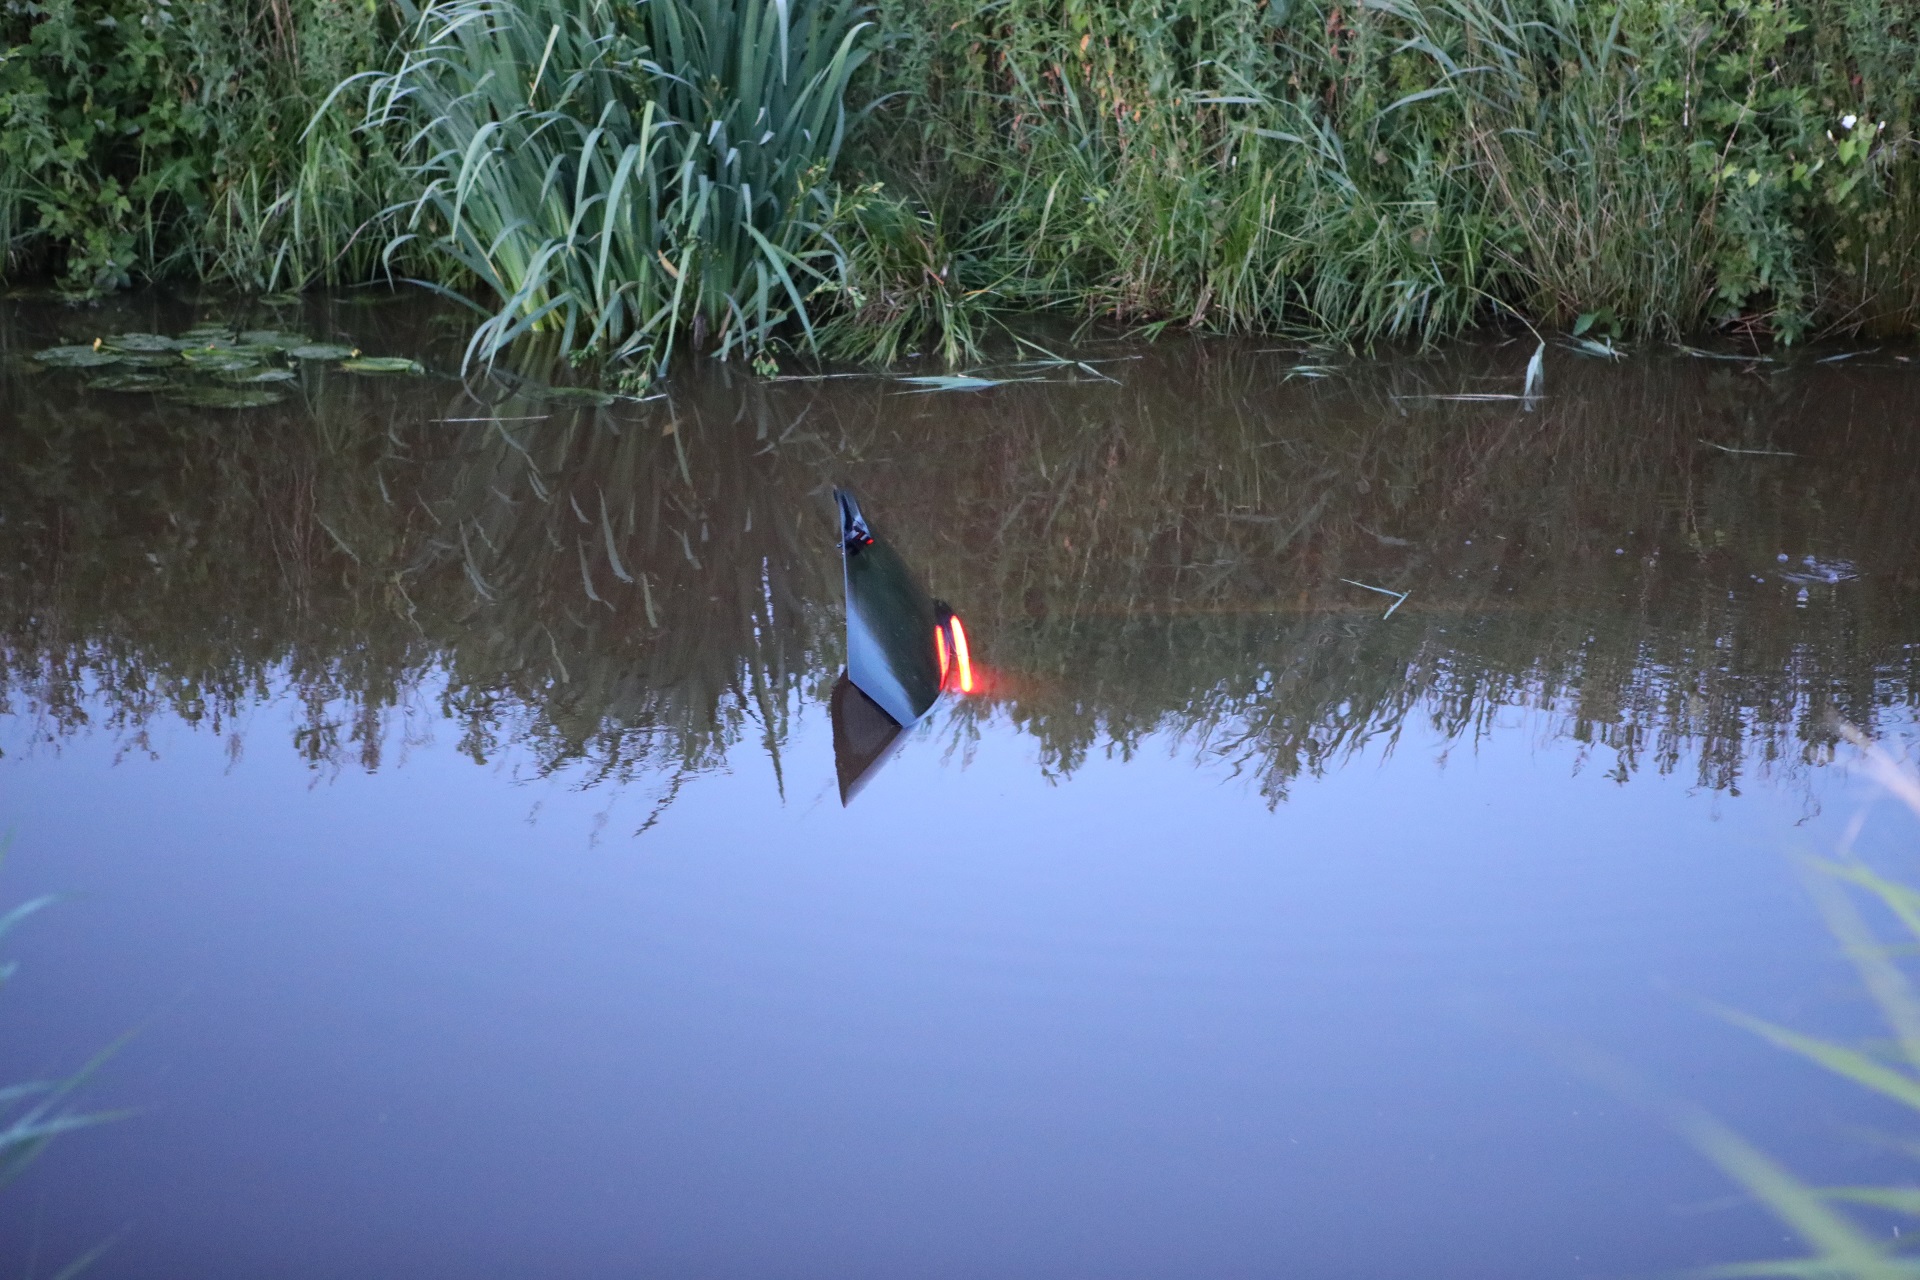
[{"x1": 2, "y1": 296, "x2": 1918, "y2": 1278}]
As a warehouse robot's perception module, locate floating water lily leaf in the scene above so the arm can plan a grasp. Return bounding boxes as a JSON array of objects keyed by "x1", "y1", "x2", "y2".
[
  {"x1": 162, "y1": 385, "x2": 287, "y2": 409},
  {"x1": 181, "y1": 323, "x2": 232, "y2": 340},
  {"x1": 118, "y1": 351, "x2": 186, "y2": 368},
  {"x1": 239, "y1": 330, "x2": 313, "y2": 351},
  {"x1": 34, "y1": 345, "x2": 124, "y2": 368},
  {"x1": 104, "y1": 332, "x2": 180, "y2": 353},
  {"x1": 85, "y1": 371, "x2": 173, "y2": 392},
  {"x1": 221, "y1": 367, "x2": 298, "y2": 384},
  {"x1": 179, "y1": 348, "x2": 267, "y2": 374},
  {"x1": 288, "y1": 344, "x2": 356, "y2": 361},
  {"x1": 340, "y1": 357, "x2": 424, "y2": 375}
]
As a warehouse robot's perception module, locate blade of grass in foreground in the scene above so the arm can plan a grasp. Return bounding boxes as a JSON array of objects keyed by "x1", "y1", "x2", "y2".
[{"x1": 1683, "y1": 735, "x2": 1920, "y2": 1279}]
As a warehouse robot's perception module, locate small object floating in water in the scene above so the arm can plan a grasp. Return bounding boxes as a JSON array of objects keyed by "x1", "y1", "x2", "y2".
[
  {"x1": 340, "y1": 357, "x2": 425, "y2": 375},
  {"x1": 831, "y1": 488, "x2": 976, "y2": 803},
  {"x1": 1676, "y1": 344, "x2": 1776, "y2": 364},
  {"x1": 1339, "y1": 578, "x2": 1411, "y2": 619},
  {"x1": 894, "y1": 374, "x2": 1041, "y2": 393},
  {"x1": 1522, "y1": 340, "x2": 1545, "y2": 409},
  {"x1": 1699, "y1": 439, "x2": 1797, "y2": 458},
  {"x1": 1779, "y1": 555, "x2": 1860, "y2": 585}
]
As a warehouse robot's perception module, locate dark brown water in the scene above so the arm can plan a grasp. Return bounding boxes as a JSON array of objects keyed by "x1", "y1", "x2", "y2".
[{"x1": 2, "y1": 294, "x2": 1918, "y2": 1278}]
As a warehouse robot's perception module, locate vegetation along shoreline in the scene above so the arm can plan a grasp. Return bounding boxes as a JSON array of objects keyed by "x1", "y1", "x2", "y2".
[{"x1": 2, "y1": 0, "x2": 1916, "y2": 377}]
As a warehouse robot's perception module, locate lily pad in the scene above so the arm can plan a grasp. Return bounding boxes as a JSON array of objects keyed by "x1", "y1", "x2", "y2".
[
  {"x1": 239, "y1": 330, "x2": 313, "y2": 351},
  {"x1": 86, "y1": 371, "x2": 173, "y2": 392},
  {"x1": 162, "y1": 385, "x2": 287, "y2": 409},
  {"x1": 104, "y1": 332, "x2": 182, "y2": 353},
  {"x1": 288, "y1": 343, "x2": 357, "y2": 361},
  {"x1": 340, "y1": 357, "x2": 424, "y2": 375},
  {"x1": 179, "y1": 348, "x2": 269, "y2": 374},
  {"x1": 220, "y1": 367, "x2": 297, "y2": 384},
  {"x1": 34, "y1": 345, "x2": 124, "y2": 369}
]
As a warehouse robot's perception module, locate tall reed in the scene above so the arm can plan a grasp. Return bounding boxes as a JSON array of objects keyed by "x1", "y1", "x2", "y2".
[{"x1": 353, "y1": 0, "x2": 873, "y2": 375}]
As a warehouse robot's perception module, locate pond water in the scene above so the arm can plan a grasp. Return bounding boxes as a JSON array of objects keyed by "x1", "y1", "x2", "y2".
[{"x1": 2, "y1": 295, "x2": 1918, "y2": 1279}]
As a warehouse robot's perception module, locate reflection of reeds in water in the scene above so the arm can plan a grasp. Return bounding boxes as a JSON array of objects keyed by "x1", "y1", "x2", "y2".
[
  {"x1": 825, "y1": 343, "x2": 1920, "y2": 798},
  {"x1": 1, "y1": 300, "x2": 1917, "y2": 816},
  {"x1": 0, "y1": 844, "x2": 124, "y2": 1266},
  {"x1": 1677, "y1": 735, "x2": 1920, "y2": 1278}
]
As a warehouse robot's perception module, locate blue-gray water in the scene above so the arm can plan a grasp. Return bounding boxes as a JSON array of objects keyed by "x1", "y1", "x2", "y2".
[{"x1": 2, "y1": 295, "x2": 1918, "y2": 1277}]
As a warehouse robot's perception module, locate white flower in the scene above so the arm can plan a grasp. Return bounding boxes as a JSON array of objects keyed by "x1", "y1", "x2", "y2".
[{"x1": 1842, "y1": 113, "x2": 1858, "y2": 130}]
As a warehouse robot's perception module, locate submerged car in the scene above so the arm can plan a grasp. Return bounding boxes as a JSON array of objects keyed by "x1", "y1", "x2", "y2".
[{"x1": 830, "y1": 489, "x2": 972, "y2": 803}]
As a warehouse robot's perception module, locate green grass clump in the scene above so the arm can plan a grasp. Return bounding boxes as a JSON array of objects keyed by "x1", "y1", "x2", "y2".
[
  {"x1": 353, "y1": 0, "x2": 873, "y2": 375},
  {"x1": 840, "y1": 0, "x2": 1920, "y2": 358}
]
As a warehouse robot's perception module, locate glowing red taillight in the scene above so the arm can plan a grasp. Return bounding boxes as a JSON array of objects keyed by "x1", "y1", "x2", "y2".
[{"x1": 949, "y1": 614, "x2": 974, "y2": 693}]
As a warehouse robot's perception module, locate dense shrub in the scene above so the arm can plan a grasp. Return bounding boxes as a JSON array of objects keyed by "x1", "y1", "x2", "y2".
[{"x1": 0, "y1": 0, "x2": 397, "y2": 292}]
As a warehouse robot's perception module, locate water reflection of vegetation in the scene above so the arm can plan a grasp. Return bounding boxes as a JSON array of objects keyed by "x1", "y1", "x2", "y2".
[
  {"x1": 2, "y1": 300, "x2": 1916, "y2": 807},
  {"x1": 1684, "y1": 738, "x2": 1920, "y2": 1279},
  {"x1": 0, "y1": 862, "x2": 122, "y2": 1270}
]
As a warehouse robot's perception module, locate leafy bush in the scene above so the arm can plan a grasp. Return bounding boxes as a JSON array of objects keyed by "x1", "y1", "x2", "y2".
[{"x1": 0, "y1": 0, "x2": 400, "y2": 293}]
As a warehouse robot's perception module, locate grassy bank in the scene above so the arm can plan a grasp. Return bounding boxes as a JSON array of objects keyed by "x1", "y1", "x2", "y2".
[
  {"x1": 846, "y1": 0, "x2": 1920, "y2": 354},
  {"x1": 3, "y1": 0, "x2": 1917, "y2": 367}
]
